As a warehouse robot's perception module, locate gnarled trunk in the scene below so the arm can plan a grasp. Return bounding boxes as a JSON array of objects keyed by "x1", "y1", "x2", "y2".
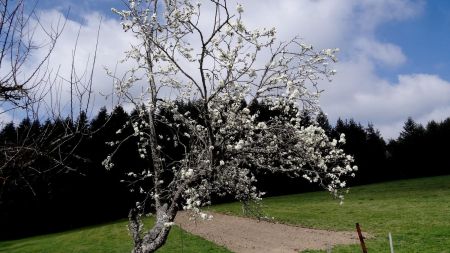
[{"x1": 129, "y1": 204, "x2": 177, "y2": 253}]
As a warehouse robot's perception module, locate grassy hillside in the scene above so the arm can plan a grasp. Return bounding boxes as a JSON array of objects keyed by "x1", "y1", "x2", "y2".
[
  {"x1": 212, "y1": 175, "x2": 450, "y2": 253},
  {"x1": 0, "y1": 218, "x2": 231, "y2": 253},
  {"x1": 2, "y1": 176, "x2": 450, "y2": 253}
]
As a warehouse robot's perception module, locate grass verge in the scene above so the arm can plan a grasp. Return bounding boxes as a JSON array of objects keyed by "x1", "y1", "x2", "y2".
[{"x1": 0, "y1": 218, "x2": 231, "y2": 253}]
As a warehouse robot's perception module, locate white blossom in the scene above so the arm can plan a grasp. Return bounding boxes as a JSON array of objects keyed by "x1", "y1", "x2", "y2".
[
  {"x1": 107, "y1": 1, "x2": 354, "y2": 252},
  {"x1": 163, "y1": 222, "x2": 175, "y2": 227},
  {"x1": 236, "y1": 4, "x2": 244, "y2": 13}
]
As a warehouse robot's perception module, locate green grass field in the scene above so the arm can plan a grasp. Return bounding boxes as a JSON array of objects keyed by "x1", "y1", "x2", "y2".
[
  {"x1": 212, "y1": 175, "x2": 450, "y2": 252},
  {"x1": 2, "y1": 175, "x2": 450, "y2": 253},
  {"x1": 0, "y1": 218, "x2": 231, "y2": 253}
]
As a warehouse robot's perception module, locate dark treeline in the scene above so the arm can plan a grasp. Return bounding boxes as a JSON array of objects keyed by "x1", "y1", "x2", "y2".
[
  {"x1": 1, "y1": 102, "x2": 450, "y2": 239},
  {"x1": 331, "y1": 116, "x2": 450, "y2": 184},
  {"x1": 0, "y1": 107, "x2": 139, "y2": 239}
]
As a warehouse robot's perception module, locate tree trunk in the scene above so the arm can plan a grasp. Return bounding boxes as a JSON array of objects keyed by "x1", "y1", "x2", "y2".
[{"x1": 131, "y1": 204, "x2": 176, "y2": 253}]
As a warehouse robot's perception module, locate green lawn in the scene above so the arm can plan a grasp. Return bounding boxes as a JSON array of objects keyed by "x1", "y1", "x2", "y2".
[
  {"x1": 211, "y1": 175, "x2": 450, "y2": 253},
  {"x1": 0, "y1": 218, "x2": 231, "y2": 253},
  {"x1": 2, "y1": 176, "x2": 450, "y2": 253}
]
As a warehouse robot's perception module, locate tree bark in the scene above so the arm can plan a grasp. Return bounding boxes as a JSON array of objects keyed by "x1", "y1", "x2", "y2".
[{"x1": 131, "y1": 204, "x2": 177, "y2": 253}]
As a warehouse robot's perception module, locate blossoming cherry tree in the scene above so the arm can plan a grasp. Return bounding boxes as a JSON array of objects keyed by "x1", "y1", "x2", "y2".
[{"x1": 107, "y1": 1, "x2": 357, "y2": 252}]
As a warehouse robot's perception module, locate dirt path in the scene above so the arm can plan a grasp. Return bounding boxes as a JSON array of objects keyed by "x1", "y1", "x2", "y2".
[{"x1": 175, "y1": 212, "x2": 361, "y2": 253}]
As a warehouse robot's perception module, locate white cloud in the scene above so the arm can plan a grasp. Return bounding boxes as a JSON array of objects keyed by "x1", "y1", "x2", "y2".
[
  {"x1": 12, "y1": 0, "x2": 448, "y2": 140},
  {"x1": 350, "y1": 0, "x2": 424, "y2": 32},
  {"x1": 22, "y1": 9, "x2": 137, "y2": 118},
  {"x1": 354, "y1": 38, "x2": 407, "y2": 67},
  {"x1": 323, "y1": 72, "x2": 450, "y2": 139},
  {"x1": 238, "y1": 0, "x2": 440, "y2": 139}
]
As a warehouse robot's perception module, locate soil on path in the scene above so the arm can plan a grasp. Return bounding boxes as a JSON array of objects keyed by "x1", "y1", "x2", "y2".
[{"x1": 175, "y1": 212, "x2": 362, "y2": 253}]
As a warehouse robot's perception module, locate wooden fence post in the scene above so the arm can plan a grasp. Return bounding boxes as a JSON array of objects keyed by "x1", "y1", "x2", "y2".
[{"x1": 356, "y1": 223, "x2": 368, "y2": 253}]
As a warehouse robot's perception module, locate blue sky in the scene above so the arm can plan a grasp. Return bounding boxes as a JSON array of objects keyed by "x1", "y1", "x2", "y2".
[
  {"x1": 13, "y1": 0, "x2": 450, "y2": 139},
  {"x1": 375, "y1": 1, "x2": 450, "y2": 81},
  {"x1": 36, "y1": 0, "x2": 450, "y2": 82}
]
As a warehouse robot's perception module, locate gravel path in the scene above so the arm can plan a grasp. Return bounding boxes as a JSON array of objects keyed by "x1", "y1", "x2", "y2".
[{"x1": 175, "y1": 212, "x2": 361, "y2": 253}]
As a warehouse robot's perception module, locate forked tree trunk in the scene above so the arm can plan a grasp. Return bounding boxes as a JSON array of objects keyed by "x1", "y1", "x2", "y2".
[{"x1": 130, "y1": 204, "x2": 176, "y2": 253}]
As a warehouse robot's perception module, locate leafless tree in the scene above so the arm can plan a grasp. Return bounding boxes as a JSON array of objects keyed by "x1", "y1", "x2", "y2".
[
  {"x1": 0, "y1": 0, "x2": 99, "y2": 196},
  {"x1": 0, "y1": 0, "x2": 65, "y2": 110}
]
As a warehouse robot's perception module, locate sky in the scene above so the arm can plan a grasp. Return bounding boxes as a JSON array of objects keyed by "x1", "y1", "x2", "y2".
[{"x1": 10, "y1": 0, "x2": 450, "y2": 139}]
